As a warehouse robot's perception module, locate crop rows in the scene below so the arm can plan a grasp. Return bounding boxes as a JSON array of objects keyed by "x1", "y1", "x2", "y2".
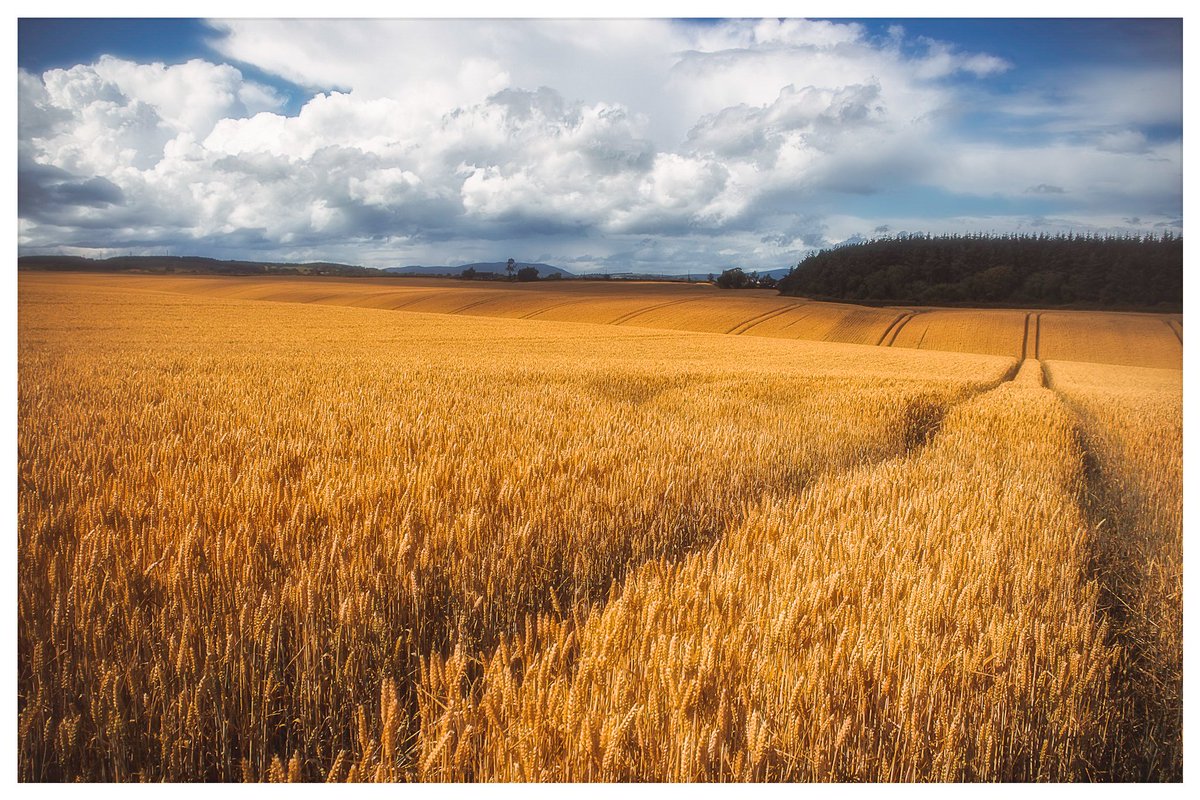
[
  {"x1": 16, "y1": 275, "x2": 1181, "y2": 781},
  {"x1": 416, "y1": 371, "x2": 1115, "y2": 781},
  {"x1": 25, "y1": 274, "x2": 1182, "y2": 367},
  {"x1": 19, "y1": 279, "x2": 1005, "y2": 780},
  {"x1": 1044, "y1": 361, "x2": 1183, "y2": 779}
]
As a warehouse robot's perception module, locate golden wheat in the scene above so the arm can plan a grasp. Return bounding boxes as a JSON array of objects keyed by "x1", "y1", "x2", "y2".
[
  {"x1": 1043, "y1": 360, "x2": 1182, "y2": 778},
  {"x1": 17, "y1": 273, "x2": 1181, "y2": 781},
  {"x1": 35, "y1": 273, "x2": 1179, "y2": 367},
  {"x1": 1039, "y1": 313, "x2": 1181, "y2": 369},
  {"x1": 416, "y1": 374, "x2": 1115, "y2": 781},
  {"x1": 891, "y1": 309, "x2": 1029, "y2": 358}
]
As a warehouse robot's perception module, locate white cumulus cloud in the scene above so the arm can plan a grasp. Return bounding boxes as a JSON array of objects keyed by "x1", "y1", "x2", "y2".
[{"x1": 17, "y1": 19, "x2": 1182, "y2": 272}]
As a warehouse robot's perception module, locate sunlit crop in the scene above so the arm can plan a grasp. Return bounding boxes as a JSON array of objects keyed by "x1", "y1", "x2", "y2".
[
  {"x1": 89, "y1": 273, "x2": 1181, "y2": 368},
  {"x1": 17, "y1": 273, "x2": 1181, "y2": 781}
]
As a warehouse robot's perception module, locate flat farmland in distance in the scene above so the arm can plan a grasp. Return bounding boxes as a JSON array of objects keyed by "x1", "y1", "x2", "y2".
[
  {"x1": 17, "y1": 272, "x2": 1182, "y2": 782},
  {"x1": 43, "y1": 272, "x2": 1180, "y2": 369}
]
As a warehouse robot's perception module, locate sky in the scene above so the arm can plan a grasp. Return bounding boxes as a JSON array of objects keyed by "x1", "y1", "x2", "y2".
[{"x1": 16, "y1": 16, "x2": 1184, "y2": 274}]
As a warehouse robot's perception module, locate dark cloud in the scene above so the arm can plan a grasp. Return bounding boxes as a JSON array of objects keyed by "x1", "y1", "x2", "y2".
[
  {"x1": 18, "y1": 158, "x2": 124, "y2": 221},
  {"x1": 18, "y1": 70, "x2": 70, "y2": 139},
  {"x1": 212, "y1": 153, "x2": 296, "y2": 183}
]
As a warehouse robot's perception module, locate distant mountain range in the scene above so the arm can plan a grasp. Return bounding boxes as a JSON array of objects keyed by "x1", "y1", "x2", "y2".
[
  {"x1": 18, "y1": 254, "x2": 381, "y2": 277},
  {"x1": 384, "y1": 262, "x2": 574, "y2": 277},
  {"x1": 18, "y1": 254, "x2": 793, "y2": 283},
  {"x1": 388, "y1": 264, "x2": 792, "y2": 280}
]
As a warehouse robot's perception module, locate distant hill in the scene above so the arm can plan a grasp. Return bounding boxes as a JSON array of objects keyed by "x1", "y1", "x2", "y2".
[
  {"x1": 384, "y1": 262, "x2": 574, "y2": 278},
  {"x1": 18, "y1": 254, "x2": 779, "y2": 284},
  {"x1": 758, "y1": 267, "x2": 793, "y2": 280},
  {"x1": 382, "y1": 265, "x2": 461, "y2": 276},
  {"x1": 776, "y1": 233, "x2": 1182, "y2": 310},
  {"x1": 18, "y1": 254, "x2": 383, "y2": 278},
  {"x1": 600, "y1": 272, "x2": 708, "y2": 282}
]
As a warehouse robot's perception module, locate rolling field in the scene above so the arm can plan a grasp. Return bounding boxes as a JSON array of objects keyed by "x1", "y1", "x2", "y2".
[
  {"x1": 47, "y1": 273, "x2": 1181, "y2": 367},
  {"x1": 17, "y1": 273, "x2": 1182, "y2": 781}
]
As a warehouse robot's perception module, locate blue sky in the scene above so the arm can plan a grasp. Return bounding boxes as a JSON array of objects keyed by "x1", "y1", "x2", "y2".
[
  {"x1": 17, "y1": 17, "x2": 1183, "y2": 272},
  {"x1": 19, "y1": 19, "x2": 309, "y2": 115}
]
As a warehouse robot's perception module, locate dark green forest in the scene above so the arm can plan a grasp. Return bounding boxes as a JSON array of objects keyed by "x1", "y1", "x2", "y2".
[{"x1": 776, "y1": 233, "x2": 1182, "y2": 309}]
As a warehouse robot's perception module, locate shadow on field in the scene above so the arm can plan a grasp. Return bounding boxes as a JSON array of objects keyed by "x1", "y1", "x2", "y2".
[{"x1": 1072, "y1": 426, "x2": 1183, "y2": 781}]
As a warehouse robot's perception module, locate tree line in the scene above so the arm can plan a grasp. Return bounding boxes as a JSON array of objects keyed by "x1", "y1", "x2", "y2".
[{"x1": 775, "y1": 232, "x2": 1182, "y2": 309}]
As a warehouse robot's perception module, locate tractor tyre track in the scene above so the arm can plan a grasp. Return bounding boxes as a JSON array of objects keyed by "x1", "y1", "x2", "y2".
[
  {"x1": 879, "y1": 311, "x2": 919, "y2": 347},
  {"x1": 519, "y1": 298, "x2": 588, "y2": 319},
  {"x1": 726, "y1": 303, "x2": 806, "y2": 336},
  {"x1": 609, "y1": 297, "x2": 702, "y2": 326},
  {"x1": 1164, "y1": 318, "x2": 1182, "y2": 344}
]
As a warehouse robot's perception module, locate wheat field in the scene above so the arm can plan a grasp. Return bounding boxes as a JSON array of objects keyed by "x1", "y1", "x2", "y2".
[
  {"x1": 17, "y1": 273, "x2": 1182, "y2": 781},
  {"x1": 59, "y1": 273, "x2": 1181, "y2": 366}
]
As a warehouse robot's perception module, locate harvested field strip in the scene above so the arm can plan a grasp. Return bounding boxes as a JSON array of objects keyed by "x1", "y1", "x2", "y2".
[
  {"x1": 417, "y1": 373, "x2": 1114, "y2": 781},
  {"x1": 1021, "y1": 313, "x2": 1032, "y2": 360}
]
